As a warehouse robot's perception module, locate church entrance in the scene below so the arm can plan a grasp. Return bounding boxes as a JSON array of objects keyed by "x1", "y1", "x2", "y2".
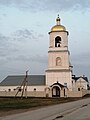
[{"x1": 52, "y1": 86, "x2": 60, "y2": 97}]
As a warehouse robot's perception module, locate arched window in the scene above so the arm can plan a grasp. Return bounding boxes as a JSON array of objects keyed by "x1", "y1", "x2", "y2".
[
  {"x1": 34, "y1": 88, "x2": 36, "y2": 91},
  {"x1": 8, "y1": 89, "x2": 11, "y2": 92},
  {"x1": 78, "y1": 88, "x2": 80, "y2": 91},
  {"x1": 55, "y1": 36, "x2": 61, "y2": 47},
  {"x1": 56, "y1": 57, "x2": 61, "y2": 66},
  {"x1": 64, "y1": 89, "x2": 66, "y2": 96}
]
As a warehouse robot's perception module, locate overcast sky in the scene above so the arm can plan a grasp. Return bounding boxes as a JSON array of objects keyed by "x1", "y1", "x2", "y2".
[{"x1": 0, "y1": 0, "x2": 90, "y2": 82}]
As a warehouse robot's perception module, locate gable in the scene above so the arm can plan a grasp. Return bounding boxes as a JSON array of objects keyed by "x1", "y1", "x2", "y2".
[{"x1": 77, "y1": 78, "x2": 87, "y2": 82}]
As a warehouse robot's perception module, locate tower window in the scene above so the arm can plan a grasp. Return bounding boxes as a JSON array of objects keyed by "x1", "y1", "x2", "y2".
[
  {"x1": 56, "y1": 57, "x2": 61, "y2": 66},
  {"x1": 55, "y1": 36, "x2": 61, "y2": 47}
]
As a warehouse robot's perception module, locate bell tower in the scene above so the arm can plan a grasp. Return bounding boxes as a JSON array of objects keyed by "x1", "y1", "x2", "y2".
[{"x1": 46, "y1": 15, "x2": 73, "y2": 91}]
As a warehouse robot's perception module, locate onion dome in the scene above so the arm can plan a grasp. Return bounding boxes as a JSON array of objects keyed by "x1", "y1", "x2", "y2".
[{"x1": 51, "y1": 15, "x2": 66, "y2": 32}]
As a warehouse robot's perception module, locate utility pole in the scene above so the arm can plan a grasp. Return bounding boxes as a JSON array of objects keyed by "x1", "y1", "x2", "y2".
[{"x1": 15, "y1": 70, "x2": 29, "y2": 98}]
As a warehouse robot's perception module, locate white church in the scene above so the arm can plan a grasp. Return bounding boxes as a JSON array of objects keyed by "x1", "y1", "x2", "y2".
[{"x1": 0, "y1": 16, "x2": 89, "y2": 97}]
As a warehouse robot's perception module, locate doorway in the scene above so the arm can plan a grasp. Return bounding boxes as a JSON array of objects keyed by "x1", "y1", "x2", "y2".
[{"x1": 52, "y1": 86, "x2": 60, "y2": 97}]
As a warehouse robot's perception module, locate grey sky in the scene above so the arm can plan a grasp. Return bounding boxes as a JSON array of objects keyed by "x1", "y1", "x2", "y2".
[
  {"x1": 0, "y1": 0, "x2": 90, "y2": 81},
  {"x1": 0, "y1": 0, "x2": 90, "y2": 10}
]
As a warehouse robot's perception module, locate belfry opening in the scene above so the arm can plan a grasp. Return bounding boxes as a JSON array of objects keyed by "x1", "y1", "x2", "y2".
[{"x1": 55, "y1": 36, "x2": 61, "y2": 47}]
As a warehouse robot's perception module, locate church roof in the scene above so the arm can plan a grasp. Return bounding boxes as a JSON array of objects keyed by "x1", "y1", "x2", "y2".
[
  {"x1": 0, "y1": 75, "x2": 45, "y2": 86},
  {"x1": 72, "y1": 76, "x2": 88, "y2": 82}
]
